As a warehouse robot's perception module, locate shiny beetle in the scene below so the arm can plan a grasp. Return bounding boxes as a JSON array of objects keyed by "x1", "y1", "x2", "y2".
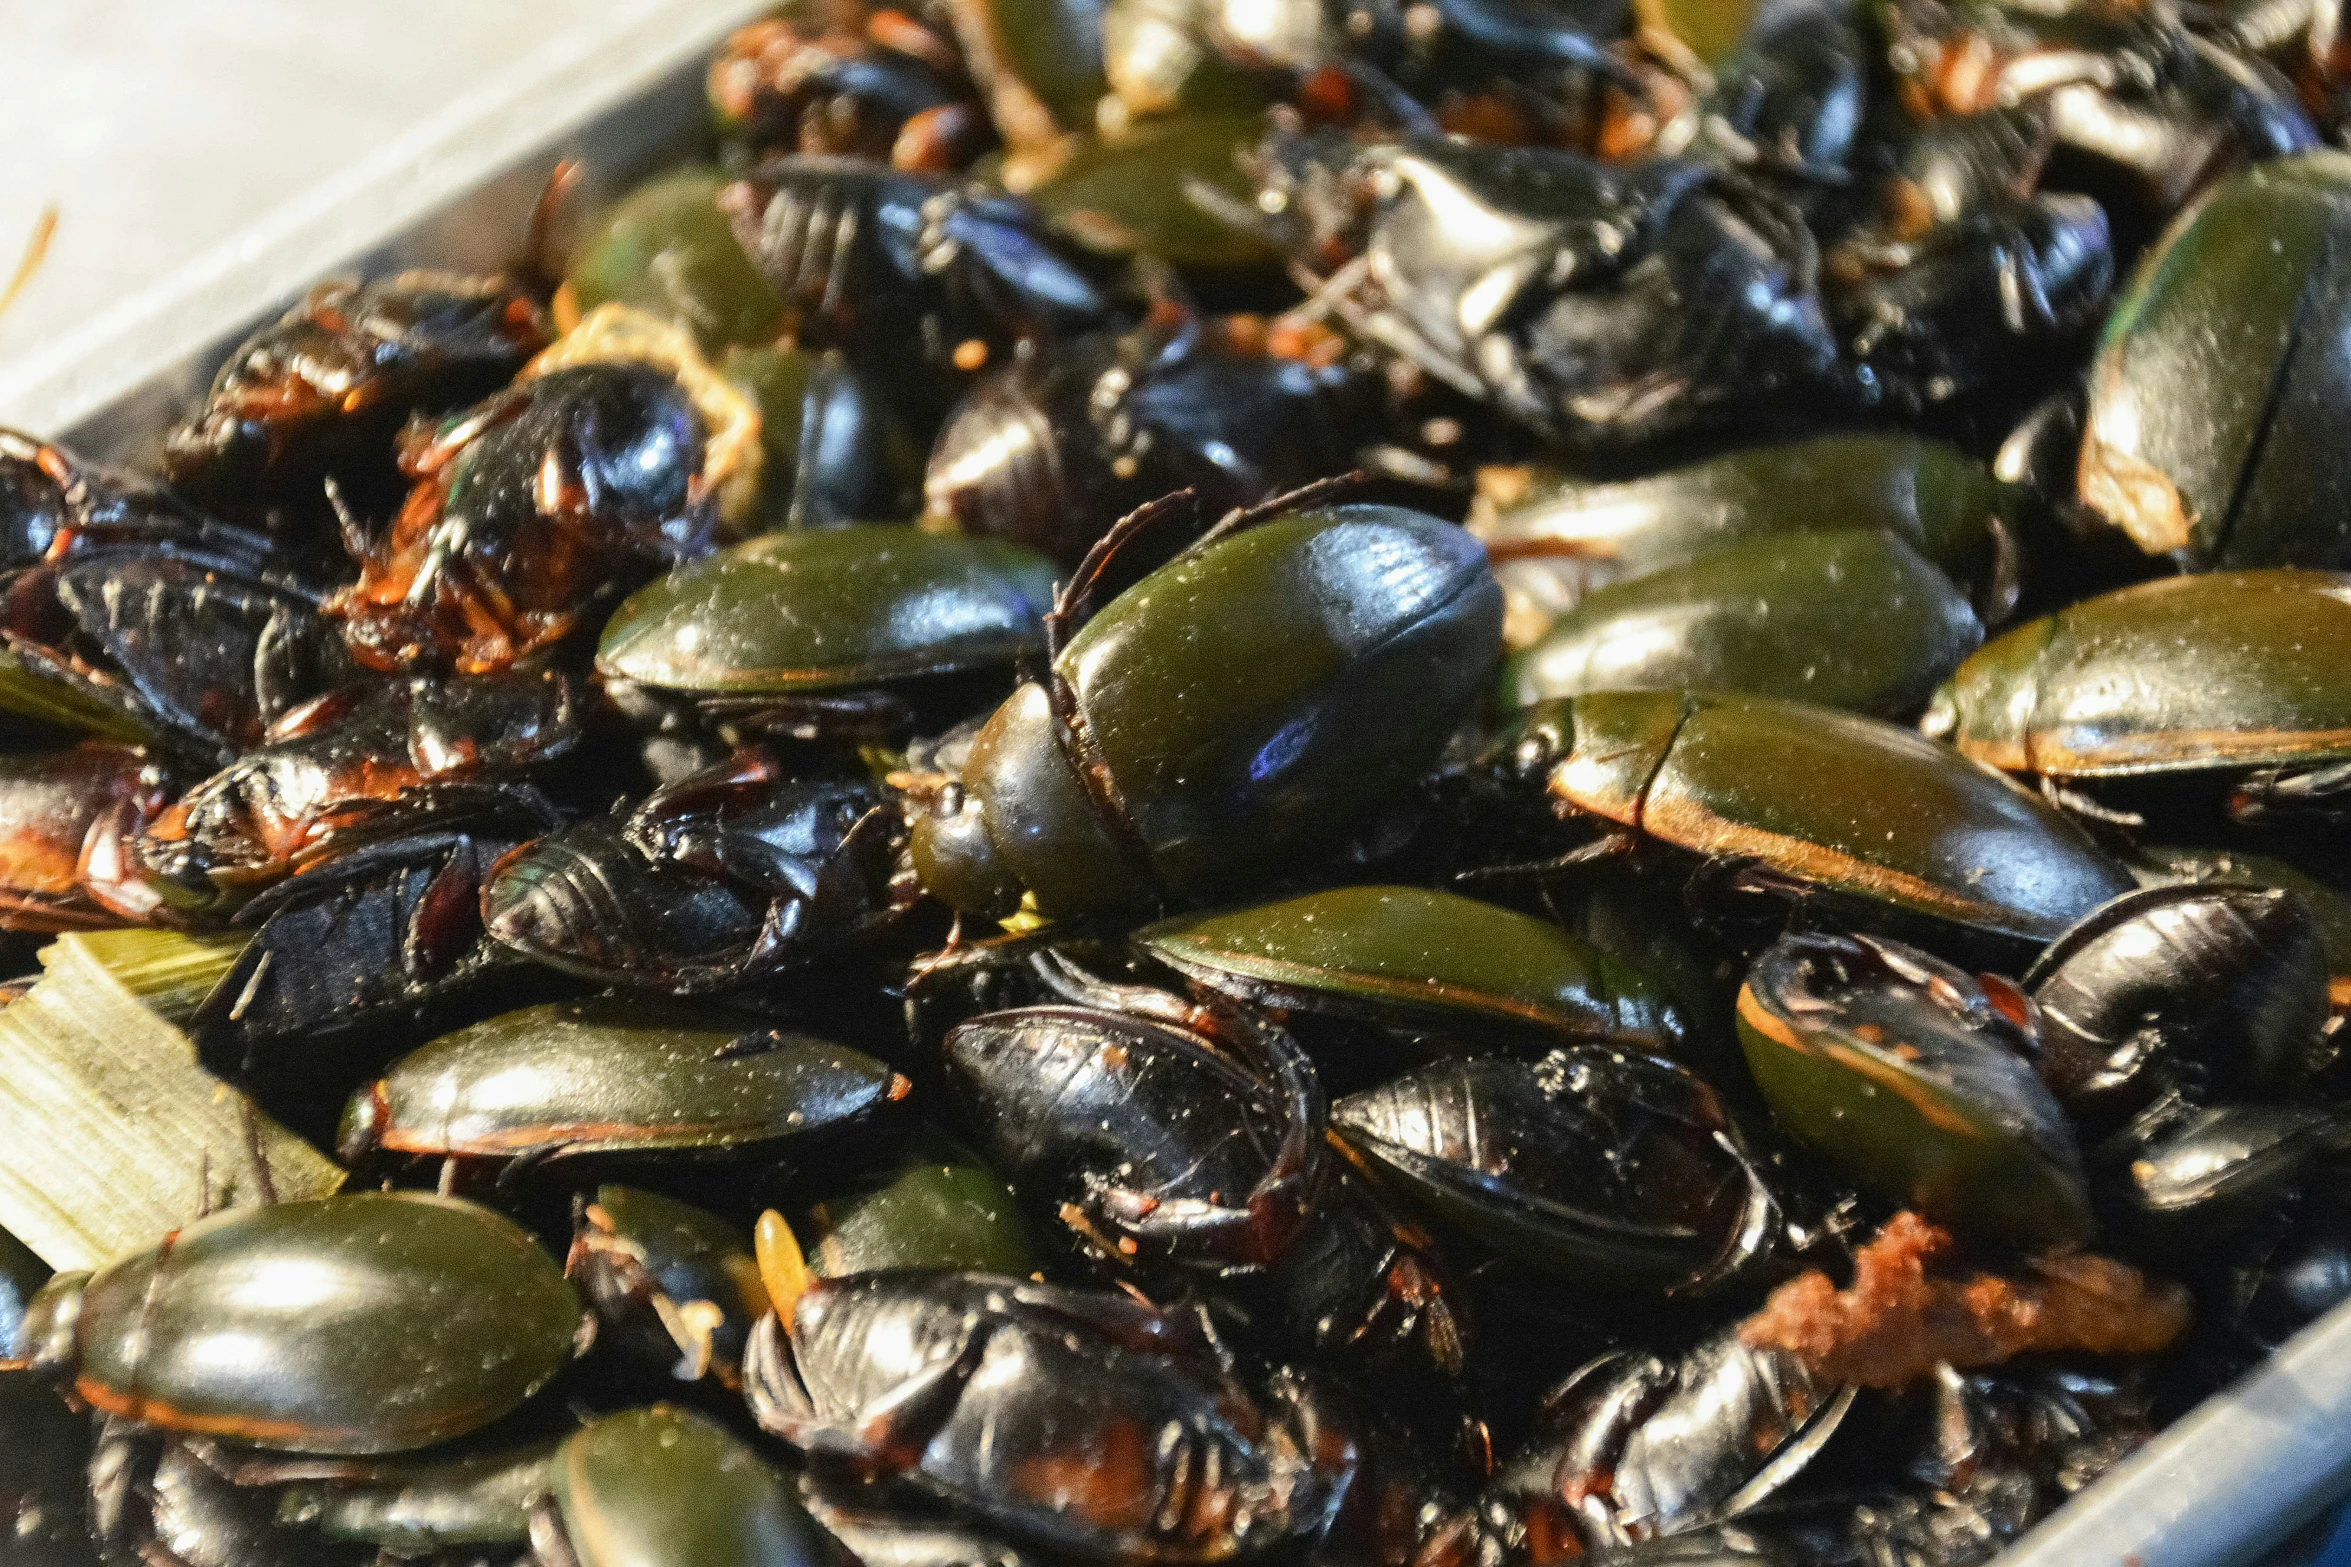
[
  {"x1": 0, "y1": 744, "x2": 173, "y2": 931},
  {"x1": 337, "y1": 996, "x2": 908, "y2": 1173},
  {"x1": 1501, "y1": 528, "x2": 1984, "y2": 718},
  {"x1": 720, "y1": 157, "x2": 1117, "y2": 399},
  {"x1": 1736, "y1": 931, "x2": 2094, "y2": 1248},
  {"x1": 327, "y1": 361, "x2": 721, "y2": 674},
  {"x1": 567, "y1": 1186, "x2": 771, "y2": 1388},
  {"x1": 2078, "y1": 153, "x2": 2351, "y2": 567},
  {"x1": 788, "y1": 1139, "x2": 1038, "y2": 1278},
  {"x1": 943, "y1": 982, "x2": 1469, "y2": 1380},
  {"x1": 1482, "y1": 1329, "x2": 1853, "y2": 1559},
  {"x1": 535, "y1": 1404, "x2": 835, "y2": 1567},
  {"x1": 190, "y1": 809, "x2": 559, "y2": 1077},
  {"x1": 1500, "y1": 690, "x2": 2136, "y2": 953},
  {"x1": 1467, "y1": 432, "x2": 2022, "y2": 647},
  {"x1": 724, "y1": 343, "x2": 924, "y2": 530},
  {"x1": 911, "y1": 495, "x2": 1503, "y2": 919},
  {"x1": 743, "y1": 1273, "x2": 1357, "y2": 1563},
  {"x1": 562, "y1": 167, "x2": 791, "y2": 352},
  {"x1": 925, "y1": 311, "x2": 1380, "y2": 564},
  {"x1": 134, "y1": 668, "x2": 579, "y2": 913},
  {"x1": 271, "y1": 1433, "x2": 563, "y2": 1557},
  {"x1": 160, "y1": 271, "x2": 548, "y2": 521},
  {"x1": 1208, "y1": 128, "x2": 1841, "y2": 453},
  {"x1": 481, "y1": 750, "x2": 907, "y2": 992},
  {"x1": 21, "y1": 1192, "x2": 583, "y2": 1455},
  {"x1": 0, "y1": 545, "x2": 352, "y2": 765},
  {"x1": 943, "y1": 999, "x2": 1326, "y2": 1274},
  {"x1": 595, "y1": 525, "x2": 1059, "y2": 742},
  {"x1": 2025, "y1": 883, "x2": 2331, "y2": 1117},
  {"x1": 2095, "y1": 1098, "x2": 2348, "y2": 1257},
  {"x1": 1136, "y1": 883, "x2": 1691, "y2": 1060},
  {"x1": 1924, "y1": 569, "x2": 2351, "y2": 817},
  {"x1": 1333, "y1": 1048, "x2": 1779, "y2": 1294},
  {"x1": 1024, "y1": 114, "x2": 1280, "y2": 273}
]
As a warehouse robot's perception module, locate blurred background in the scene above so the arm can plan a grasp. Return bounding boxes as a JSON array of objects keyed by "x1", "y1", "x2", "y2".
[{"x1": 0, "y1": 1, "x2": 650, "y2": 363}]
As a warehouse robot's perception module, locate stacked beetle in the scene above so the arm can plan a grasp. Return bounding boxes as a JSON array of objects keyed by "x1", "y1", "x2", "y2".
[{"x1": 19, "y1": 0, "x2": 2351, "y2": 1562}]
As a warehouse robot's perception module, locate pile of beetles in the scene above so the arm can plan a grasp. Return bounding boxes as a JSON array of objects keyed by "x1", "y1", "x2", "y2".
[{"x1": 13, "y1": 0, "x2": 2351, "y2": 1559}]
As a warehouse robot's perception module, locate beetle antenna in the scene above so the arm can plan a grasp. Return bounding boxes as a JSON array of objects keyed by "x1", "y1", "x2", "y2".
[
  {"x1": 1189, "y1": 470, "x2": 1372, "y2": 556},
  {"x1": 526, "y1": 158, "x2": 585, "y2": 293},
  {"x1": 0, "y1": 204, "x2": 56, "y2": 328},
  {"x1": 1043, "y1": 487, "x2": 1202, "y2": 667}
]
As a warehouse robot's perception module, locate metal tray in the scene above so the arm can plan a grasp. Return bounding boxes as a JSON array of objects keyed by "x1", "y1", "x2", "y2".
[{"x1": 2, "y1": 3, "x2": 2348, "y2": 1561}]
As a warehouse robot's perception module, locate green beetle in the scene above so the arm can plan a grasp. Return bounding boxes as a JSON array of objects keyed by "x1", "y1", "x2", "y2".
[
  {"x1": 1737, "y1": 931, "x2": 2094, "y2": 1250},
  {"x1": 567, "y1": 1187, "x2": 771, "y2": 1387},
  {"x1": 1507, "y1": 690, "x2": 2136, "y2": 951},
  {"x1": 540, "y1": 1405, "x2": 835, "y2": 1567},
  {"x1": 338, "y1": 998, "x2": 907, "y2": 1171},
  {"x1": 796, "y1": 1143, "x2": 1038, "y2": 1278},
  {"x1": 1026, "y1": 115, "x2": 1279, "y2": 272},
  {"x1": 1137, "y1": 884, "x2": 1692, "y2": 1059},
  {"x1": 1924, "y1": 570, "x2": 2351, "y2": 815},
  {"x1": 1502, "y1": 528, "x2": 1983, "y2": 718},
  {"x1": 912, "y1": 502, "x2": 1504, "y2": 918},
  {"x1": 598, "y1": 524, "x2": 1061, "y2": 739},
  {"x1": 49, "y1": 1193, "x2": 583, "y2": 1454},
  {"x1": 564, "y1": 167, "x2": 787, "y2": 352},
  {"x1": 2078, "y1": 152, "x2": 2351, "y2": 569},
  {"x1": 1469, "y1": 433, "x2": 2019, "y2": 648}
]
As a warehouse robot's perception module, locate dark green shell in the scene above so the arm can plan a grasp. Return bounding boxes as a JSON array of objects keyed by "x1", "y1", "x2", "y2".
[
  {"x1": 1927, "y1": 569, "x2": 2351, "y2": 779},
  {"x1": 1138, "y1": 884, "x2": 1687, "y2": 1054},
  {"x1": 2080, "y1": 152, "x2": 2351, "y2": 568},
  {"x1": 73, "y1": 1193, "x2": 581, "y2": 1454},
  {"x1": 342, "y1": 998, "x2": 901, "y2": 1162},
  {"x1": 566, "y1": 167, "x2": 787, "y2": 351},
  {"x1": 597, "y1": 526, "x2": 1059, "y2": 694},
  {"x1": 1526, "y1": 690, "x2": 2136, "y2": 947},
  {"x1": 802, "y1": 1147, "x2": 1037, "y2": 1277},
  {"x1": 1503, "y1": 528, "x2": 1981, "y2": 716},
  {"x1": 1028, "y1": 116, "x2": 1277, "y2": 271},
  {"x1": 552, "y1": 1406, "x2": 833, "y2": 1567},
  {"x1": 1737, "y1": 935, "x2": 2092, "y2": 1249},
  {"x1": 1061, "y1": 505, "x2": 1503, "y2": 903}
]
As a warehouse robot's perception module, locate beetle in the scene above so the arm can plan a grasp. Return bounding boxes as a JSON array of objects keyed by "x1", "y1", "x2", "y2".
[
  {"x1": 1500, "y1": 689, "x2": 2137, "y2": 954},
  {"x1": 135, "y1": 668, "x2": 580, "y2": 914},
  {"x1": 1501, "y1": 528, "x2": 1985, "y2": 719},
  {"x1": 743, "y1": 1272, "x2": 1358, "y2": 1563},
  {"x1": 1335, "y1": 1048, "x2": 1781, "y2": 1295},
  {"x1": 481, "y1": 751, "x2": 909, "y2": 992},
  {"x1": 191, "y1": 810, "x2": 561, "y2": 1079},
  {"x1": 535, "y1": 1404, "x2": 836, "y2": 1567},
  {"x1": 910, "y1": 491, "x2": 1504, "y2": 919},
  {"x1": 567, "y1": 1186, "x2": 771, "y2": 1388},
  {"x1": 1207, "y1": 127, "x2": 1843, "y2": 454},
  {"x1": 1136, "y1": 883, "x2": 1692, "y2": 1060},
  {"x1": 708, "y1": 9, "x2": 980, "y2": 171},
  {"x1": 1923, "y1": 568, "x2": 2351, "y2": 818},
  {"x1": 595, "y1": 525, "x2": 1059, "y2": 744},
  {"x1": 1466, "y1": 432, "x2": 2024, "y2": 648},
  {"x1": 562, "y1": 166, "x2": 791, "y2": 353},
  {"x1": 160, "y1": 271, "x2": 548, "y2": 524},
  {"x1": 2076, "y1": 152, "x2": 2351, "y2": 568},
  {"x1": 1736, "y1": 930, "x2": 2094, "y2": 1249},
  {"x1": 337, "y1": 996, "x2": 909, "y2": 1174},
  {"x1": 327, "y1": 361, "x2": 722, "y2": 674},
  {"x1": 0, "y1": 744, "x2": 174, "y2": 931},
  {"x1": 19, "y1": 1192, "x2": 584, "y2": 1455},
  {"x1": 924, "y1": 310, "x2": 1383, "y2": 565}
]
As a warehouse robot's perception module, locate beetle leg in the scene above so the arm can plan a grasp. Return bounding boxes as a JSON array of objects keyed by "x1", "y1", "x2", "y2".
[{"x1": 2232, "y1": 759, "x2": 2351, "y2": 824}]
